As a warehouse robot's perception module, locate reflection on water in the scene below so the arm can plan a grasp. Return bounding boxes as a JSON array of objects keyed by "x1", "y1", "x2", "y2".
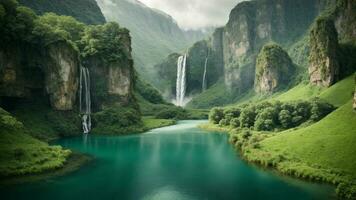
[{"x1": 1, "y1": 120, "x2": 334, "y2": 200}]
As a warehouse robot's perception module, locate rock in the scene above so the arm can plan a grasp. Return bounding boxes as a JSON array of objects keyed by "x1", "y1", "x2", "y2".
[
  {"x1": 44, "y1": 42, "x2": 79, "y2": 110},
  {"x1": 222, "y1": 0, "x2": 320, "y2": 93},
  {"x1": 255, "y1": 43, "x2": 295, "y2": 93},
  {"x1": 108, "y1": 65, "x2": 131, "y2": 97},
  {"x1": 309, "y1": 17, "x2": 340, "y2": 87},
  {"x1": 86, "y1": 55, "x2": 134, "y2": 110}
]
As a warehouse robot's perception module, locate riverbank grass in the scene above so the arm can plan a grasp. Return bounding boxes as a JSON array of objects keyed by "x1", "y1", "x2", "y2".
[
  {"x1": 143, "y1": 116, "x2": 176, "y2": 130},
  {"x1": 231, "y1": 101, "x2": 356, "y2": 199},
  {"x1": 0, "y1": 108, "x2": 78, "y2": 179}
]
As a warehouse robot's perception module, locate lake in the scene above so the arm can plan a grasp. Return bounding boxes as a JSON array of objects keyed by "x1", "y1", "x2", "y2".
[{"x1": 1, "y1": 120, "x2": 334, "y2": 200}]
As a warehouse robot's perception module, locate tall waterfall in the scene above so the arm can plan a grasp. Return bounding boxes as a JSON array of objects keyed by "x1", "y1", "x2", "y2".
[
  {"x1": 202, "y1": 56, "x2": 208, "y2": 91},
  {"x1": 176, "y1": 54, "x2": 187, "y2": 106},
  {"x1": 79, "y1": 66, "x2": 91, "y2": 134}
]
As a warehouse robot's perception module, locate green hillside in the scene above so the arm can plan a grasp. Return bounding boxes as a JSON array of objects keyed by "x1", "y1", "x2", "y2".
[
  {"x1": 0, "y1": 108, "x2": 71, "y2": 177},
  {"x1": 247, "y1": 100, "x2": 356, "y2": 198},
  {"x1": 18, "y1": 0, "x2": 105, "y2": 24}
]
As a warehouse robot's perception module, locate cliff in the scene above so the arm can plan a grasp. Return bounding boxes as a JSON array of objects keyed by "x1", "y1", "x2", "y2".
[
  {"x1": 0, "y1": 41, "x2": 79, "y2": 111},
  {"x1": 0, "y1": 2, "x2": 138, "y2": 136},
  {"x1": 223, "y1": 0, "x2": 321, "y2": 93},
  {"x1": 309, "y1": 17, "x2": 340, "y2": 87},
  {"x1": 255, "y1": 43, "x2": 295, "y2": 93}
]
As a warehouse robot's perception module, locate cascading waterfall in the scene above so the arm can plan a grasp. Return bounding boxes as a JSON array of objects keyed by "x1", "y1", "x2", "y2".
[
  {"x1": 79, "y1": 66, "x2": 91, "y2": 134},
  {"x1": 176, "y1": 54, "x2": 187, "y2": 106},
  {"x1": 202, "y1": 56, "x2": 208, "y2": 91}
]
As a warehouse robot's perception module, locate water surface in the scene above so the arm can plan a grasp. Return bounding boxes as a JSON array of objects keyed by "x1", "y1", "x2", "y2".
[{"x1": 1, "y1": 120, "x2": 334, "y2": 200}]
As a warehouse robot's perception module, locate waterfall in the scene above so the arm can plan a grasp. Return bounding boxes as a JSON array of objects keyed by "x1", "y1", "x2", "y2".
[
  {"x1": 79, "y1": 66, "x2": 91, "y2": 134},
  {"x1": 176, "y1": 54, "x2": 187, "y2": 106},
  {"x1": 202, "y1": 56, "x2": 208, "y2": 91}
]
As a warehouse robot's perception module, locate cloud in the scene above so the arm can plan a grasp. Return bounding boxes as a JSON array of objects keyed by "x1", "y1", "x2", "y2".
[{"x1": 138, "y1": 0, "x2": 242, "y2": 30}]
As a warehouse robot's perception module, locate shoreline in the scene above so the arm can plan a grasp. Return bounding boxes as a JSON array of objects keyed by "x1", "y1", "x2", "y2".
[
  {"x1": 0, "y1": 152, "x2": 92, "y2": 186},
  {"x1": 198, "y1": 123, "x2": 342, "y2": 198}
]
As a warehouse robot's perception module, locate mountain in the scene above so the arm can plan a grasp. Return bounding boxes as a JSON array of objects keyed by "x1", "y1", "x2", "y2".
[
  {"x1": 95, "y1": 0, "x2": 209, "y2": 82},
  {"x1": 156, "y1": 0, "x2": 356, "y2": 108},
  {"x1": 17, "y1": 0, "x2": 105, "y2": 25}
]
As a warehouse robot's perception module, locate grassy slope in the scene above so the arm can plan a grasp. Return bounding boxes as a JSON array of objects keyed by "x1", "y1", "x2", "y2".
[
  {"x1": 234, "y1": 76, "x2": 356, "y2": 198},
  {"x1": 259, "y1": 101, "x2": 356, "y2": 178},
  {"x1": 319, "y1": 75, "x2": 355, "y2": 107},
  {"x1": 0, "y1": 109, "x2": 71, "y2": 177},
  {"x1": 142, "y1": 116, "x2": 176, "y2": 130}
]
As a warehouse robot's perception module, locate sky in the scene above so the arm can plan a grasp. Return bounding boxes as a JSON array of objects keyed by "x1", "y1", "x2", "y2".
[{"x1": 138, "y1": 0, "x2": 242, "y2": 30}]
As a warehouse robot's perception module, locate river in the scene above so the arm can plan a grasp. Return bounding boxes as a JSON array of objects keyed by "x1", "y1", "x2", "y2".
[{"x1": 1, "y1": 120, "x2": 334, "y2": 200}]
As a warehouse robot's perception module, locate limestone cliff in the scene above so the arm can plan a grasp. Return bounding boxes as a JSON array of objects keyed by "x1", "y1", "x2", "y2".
[
  {"x1": 0, "y1": 41, "x2": 80, "y2": 111},
  {"x1": 86, "y1": 55, "x2": 134, "y2": 110},
  {"x1": 223, "y1": 0, "x2": 321, "y2": 93},
  {"x1": 255, "y1": 43, "x2": 295, "y2": 93},
  {"x1": 309, "y1": 18, "x2": 340, "y2": 87},
  {"x1": 44, "y1": 42, "x2": 79, "y2": 110}
]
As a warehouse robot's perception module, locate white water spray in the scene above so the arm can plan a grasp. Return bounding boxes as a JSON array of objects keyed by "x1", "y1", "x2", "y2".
[
  {"x1": 202, "y1": 56, "x2": 208, "y2": 91},
  {"x1": 79, "y1": 66, "x2": 91, "y2": 134},
  {"x1": 176, "y1": 54, "x2": 187, "y2": 106}
]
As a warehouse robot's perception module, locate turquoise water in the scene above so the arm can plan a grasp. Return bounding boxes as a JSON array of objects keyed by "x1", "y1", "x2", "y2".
[{"x1": 2, "y1": 120, "x2": 333, "y2": 200}]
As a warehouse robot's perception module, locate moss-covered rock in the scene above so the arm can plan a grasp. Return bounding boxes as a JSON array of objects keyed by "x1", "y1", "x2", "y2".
[
  {"x1": 255, "y1": 43, "x2": 295, "y2": 93},
  {"x1": 309, "y1": 17, "x2": 340, "y2": 87}
]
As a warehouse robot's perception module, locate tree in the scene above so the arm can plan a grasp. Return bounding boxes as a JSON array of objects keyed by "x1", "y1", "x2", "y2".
[
  {"x1": 240, "y1": 106, "x2": 256, "y2": 128},
  {"x1": 278, "y1": 109, "x2": 292, "y2": 128},
  {"x1": 209, "y1": 107, "x2": 224, "y2": 124}
]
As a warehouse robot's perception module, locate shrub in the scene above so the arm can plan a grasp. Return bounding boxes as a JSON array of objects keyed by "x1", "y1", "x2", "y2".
[
  {"x1": 209, "y1": 107, "x2": 224, "y2": 124},
  {"x1": 230, "y1": 118, "x2": 240, "y2": 128},
  {"x1": 240, "y1": 106, "x2": 256, "y2": 128},
  {"x1": 279, "y1": 109, "x2": 292, "y2": 129}
]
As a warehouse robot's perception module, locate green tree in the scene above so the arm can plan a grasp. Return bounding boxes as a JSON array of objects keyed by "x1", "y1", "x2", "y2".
[
  {"x1": 209, "y1": 107, "x2": 224, "y2": 124},
  {"x1": 278, "y1": 109, "x2": 292, "y2": 129}
]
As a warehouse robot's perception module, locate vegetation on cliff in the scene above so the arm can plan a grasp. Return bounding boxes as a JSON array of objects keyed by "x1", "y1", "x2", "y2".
[{"x1": 255, "y1": 43, "x2": 295, "y2": 93}]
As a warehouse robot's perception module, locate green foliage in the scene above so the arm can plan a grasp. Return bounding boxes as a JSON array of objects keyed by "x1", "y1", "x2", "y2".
[
  {"x1": 0, "y1": 107, "x2": 71, "y2": 177},
  {"x1": 17, "y1": 0, "x2": 106, "y2": 25},
  {"x1": 92, "y1": 105, "x2": 143, "y2": 134},
  {"x1": 135, "y1": 78, "x2": 164, "y2": 104},
  {"x1": 210, "y1": 99, "x2": 334, "y2": 131},
  {"x1": 209, "y1": 107, "x2": 224, "y2": 124},
  {"x1": 32, "y1": 13, "x2": 85, "y2": 45},
  {"x1": 142, "y1": 116, "x2": 176, "y2": 130},
  {"x1": 251, "y1": 100, "x2": 356, "y2": 199},
  {"x1": 154, "y1": 107, "x2": 188, "y2": 120},
  {"x1": 80, "y1": 22, "x2": 131, "y2": 64},
  {"x1": 187, "y1": 79, "x2": 235, "y2": 109},
  {"x1": 13, "y1": 103, "x2": 81, "y2": 140}
]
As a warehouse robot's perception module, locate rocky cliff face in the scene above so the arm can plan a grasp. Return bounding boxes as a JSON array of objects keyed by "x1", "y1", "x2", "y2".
[
  {"x1": 87, "y1": 55, "x2": 134, "y2": 110},
  {"x1": 223, "y1": 0, "x2": 320, "y2": 92},
  {"x1": 333, "y1": 0, "x2": 356, "y2": 43},
  {"x1": 309, "y1": 18, "x2": 340, "y2": 87},
  {"x1": 0, "y1": 42, "x2": 79, "y2": 111},
  {"x1": 44, "y1": 42, "x2": 79, "y2": 110},
  {"x1": 255, "y1": 43, "x2": 295, "y2": 93}
]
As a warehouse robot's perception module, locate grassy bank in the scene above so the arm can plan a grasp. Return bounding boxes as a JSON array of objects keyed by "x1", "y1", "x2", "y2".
[
  {"x1": 0, "y1": 108, "x2": 73, "y2": 178},
  {"x1": 206, "y1": 101, "x2": 356, "y2": 199},
  {"x1": 142, "y1": 116, "x2": 176, "y2": 130},
  {"x1": 241, "y1": 101, "x2": 356, "y2": 199}
]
